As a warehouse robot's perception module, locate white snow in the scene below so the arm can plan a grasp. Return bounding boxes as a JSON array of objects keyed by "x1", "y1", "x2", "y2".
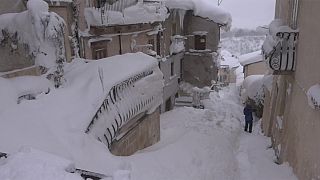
[
  {"x1": 220, "y1": 50, "x2": 241, "y2": 68},
  {"x1": 0, "y1": 148, "x2": 82, "y2": 180},
  {"x1": 169, "y1": 35, "x2": 185, "y2": 55},
  {"x1": 10, "y1": 76, "x2": 52, "y2": 98},
  {"x1": 242, "y1": 75, "x2": 265, "y2": 102},
  {"x1": 239, "y1": 50, "x2": 263, "y2": 66},
  {"x1": 165, "y1": 0, "x2": 232, "y2": 30},
  {"x1": 84, "y1": 1, "x2": 168, "y2": 27},
  {"x1": 276, "y1": 116, "x2": 283, "y2": 129},
  {"x1": 307, "y1": 84, "x2": 320, "y2": 110},
  {"x1": 0, "y1": 80, "x2": 298, "y2": 180},
  {"x1": 0, "y1": 52, "x2": 162, "y2": 174}
]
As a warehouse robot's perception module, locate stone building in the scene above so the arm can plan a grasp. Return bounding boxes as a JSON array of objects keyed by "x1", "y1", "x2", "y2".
[
  {"x1": 182, "y1": 11, "x2": 222, "y2": 88},
  {"x1": 238, "y1": 51, "x2": 267, "y2": 78},
  {"x1": 261, "y1": 0, "x2": 320, "y2": 179}
]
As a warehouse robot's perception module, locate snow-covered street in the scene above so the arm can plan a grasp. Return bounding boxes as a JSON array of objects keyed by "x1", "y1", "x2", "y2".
[
  {"x1": 0, "y1": 84, "x2": 298, "y2": 180},
  {"x1": 128, "y1": 84, "x2": 297, "y2": 180}
]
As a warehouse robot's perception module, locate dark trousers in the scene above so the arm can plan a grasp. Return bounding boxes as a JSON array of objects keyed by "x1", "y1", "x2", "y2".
[{"x1": 245, "y1": 121, "x2": 253, "y2": 133}]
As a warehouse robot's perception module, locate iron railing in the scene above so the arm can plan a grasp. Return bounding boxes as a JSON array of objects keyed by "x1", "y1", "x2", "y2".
[{"x1": 85, "y1": 68, "x2": 160, "y2": 148}]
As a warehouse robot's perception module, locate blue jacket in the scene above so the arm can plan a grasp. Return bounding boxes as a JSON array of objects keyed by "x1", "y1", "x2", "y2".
[{"x1": 243, "y1": 105, "x2": 253, "y2": 122}]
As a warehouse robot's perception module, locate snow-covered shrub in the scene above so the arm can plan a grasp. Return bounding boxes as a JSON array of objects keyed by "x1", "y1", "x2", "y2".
[
  {"x1": 241, "y1": 75, "x2": 273, "y2": 117},
  {"x1": 0, "y1": 0, "x2": 67, "y2": 88}
]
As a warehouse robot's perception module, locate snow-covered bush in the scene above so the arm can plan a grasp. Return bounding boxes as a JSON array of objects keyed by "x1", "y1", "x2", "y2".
[
  {"x1": 241, "y1": 75, "x2": 273, "y2": 117},
  {"x1": 0, "y1": 0, "x2": 67, "y2": 88}
]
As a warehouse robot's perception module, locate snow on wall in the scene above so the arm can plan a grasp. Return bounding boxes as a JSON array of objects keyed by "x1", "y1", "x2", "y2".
[
  {"x1": 84, "y1": 1, "x2": 168, "y2": 27},
  {"x1": 165, "y1": 0, "x2": 232, "y2": 30},
  {"x1": 307, "y1": 84, "x2": 320, "y2": 110},
  {"x1": 0, "y1": 0, "x2": 66, "y2": 69},
  {"x1": 169, "y1": 35, "x2": 186, "y2": 55}
]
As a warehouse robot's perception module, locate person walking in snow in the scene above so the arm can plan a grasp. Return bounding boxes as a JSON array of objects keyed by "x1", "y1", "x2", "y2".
[{"x1": 243, "y1": 104, "x2": 254, "y2": 133}]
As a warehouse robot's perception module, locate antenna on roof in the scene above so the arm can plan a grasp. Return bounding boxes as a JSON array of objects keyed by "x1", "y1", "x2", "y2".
[{"x1": 218, "y1": 0, "x2": 223, "y2": 6}]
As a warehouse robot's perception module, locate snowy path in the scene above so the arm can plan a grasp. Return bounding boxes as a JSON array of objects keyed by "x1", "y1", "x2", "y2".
[
  {"x1": 236, "y1": 123, "x2": 298, "y2": 180},
  {"x1": 130, "y1": 84, "x2": 297, "y2": 180},
  {"x1": 0, "y1": 85, "x2": 298, "y2": 180}
]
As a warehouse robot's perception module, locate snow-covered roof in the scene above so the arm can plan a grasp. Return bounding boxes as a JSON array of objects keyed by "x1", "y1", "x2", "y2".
[
  {"x1": 238, "y1": 51, "x2": 263, "y2": 66},
  {"x1": 165, "y1": 0, "x2": 232, "y2": 30},
  {"x1": 220, "y1": 50, "x2": 240, "y2": 68},
  {"x1": 85, "y1": 1, "x2": 169, "y2": 27},
  {"x1": 0, "y1": 52, "x2": 161, "y2": 172}
]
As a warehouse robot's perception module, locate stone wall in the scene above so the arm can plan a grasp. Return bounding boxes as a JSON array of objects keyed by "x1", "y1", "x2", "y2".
[
  {"x1": 183, "y1": 53, "x2": 218, "y2": 87},
  {"x1": 183, "y1": 11, "x2": 220, "y2": 52},
  {"x1": 110, "y1": 109, "x2": 160, "y2": 156}
]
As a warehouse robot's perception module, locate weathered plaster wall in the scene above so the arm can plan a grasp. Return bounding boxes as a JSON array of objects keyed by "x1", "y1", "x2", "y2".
[
  {"x1": 183, "y1": 53, "x2": 217, "y2": 87},
  {"x1": 262, "y1": 1, "x2": 320, "y2": 179},
  {"x1": 183, "y1": 11, "x2": 220, "y2": 52},
  {"x1": 244, "y1": 62, "x2": 268, "y2": 78}
]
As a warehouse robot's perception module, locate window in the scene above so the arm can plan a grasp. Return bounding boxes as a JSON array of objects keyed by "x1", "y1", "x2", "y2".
[
  {"x1": 94, "y1": 48, "x2": 107, "y2": 59},
  {"x1": 171, "y1": 62, "x2": 174, "y2": 76},
  {"x1": 148, "y1": 38, "x2": 155, "y2": 51},
  {"x1": 156, "y1": 32, "x2": 161, "y2": 56},
  {"x1": 91, "y1": 40, "x2": 109, "y2": 59},
  {"x1": 194, "y1": 35, "x2": 206, "y2": 50}
]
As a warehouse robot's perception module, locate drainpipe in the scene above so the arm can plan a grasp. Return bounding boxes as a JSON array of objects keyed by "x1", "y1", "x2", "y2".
[
  {"x1": 118, "y1": 31, "x2": 122, "y2": 54},
  {"x1": 292, "y1": 0, "x2": 299, "y2": 29}
]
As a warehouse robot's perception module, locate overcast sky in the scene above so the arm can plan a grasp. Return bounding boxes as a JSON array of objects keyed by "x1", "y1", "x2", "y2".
[{"x1": 219, "y1": 0, "x2": 276, "y2": 29}]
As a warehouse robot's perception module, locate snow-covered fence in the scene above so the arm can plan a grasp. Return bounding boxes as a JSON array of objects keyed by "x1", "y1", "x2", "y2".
[{"x1": 85, "y1": 67, "x2": 163, "y2": 148}]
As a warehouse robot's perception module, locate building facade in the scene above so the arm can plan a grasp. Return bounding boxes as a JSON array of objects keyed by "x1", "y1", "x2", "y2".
[
  {"x1": 182, "y1": 11, "x2": 221, "y2": 88},
  {"x1": 261, "y1": 0, "x2": 320, "y2": 179}
]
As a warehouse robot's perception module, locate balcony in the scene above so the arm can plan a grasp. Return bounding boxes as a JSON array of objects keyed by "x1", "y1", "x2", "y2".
[
  {"x1": 85, "y1": 66, "x2": 163, "y2": 149},
  {"x1": 262, "y1": 19, "x2": 299, "y2": 74}
]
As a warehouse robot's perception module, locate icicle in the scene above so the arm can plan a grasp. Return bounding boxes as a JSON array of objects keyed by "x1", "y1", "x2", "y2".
[{"x1": 178, "y1": 9, "x2": 186, "y2": 30}]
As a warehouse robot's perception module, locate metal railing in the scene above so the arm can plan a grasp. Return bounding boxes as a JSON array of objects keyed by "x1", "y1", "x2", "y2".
[{"x1": 85, "y1": 68, "x2": 159, "y2": 148}]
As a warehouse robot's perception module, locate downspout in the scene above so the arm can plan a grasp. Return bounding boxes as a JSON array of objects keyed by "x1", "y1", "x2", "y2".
[
  {"x1": 292, "y1": 0, "x2": 299, "y2": 29},
  {"x1": 118, "y1": 31, "x2": 122, "y2": 54}
]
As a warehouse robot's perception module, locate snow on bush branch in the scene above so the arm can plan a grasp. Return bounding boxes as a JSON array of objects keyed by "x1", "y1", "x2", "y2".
[{"x1": 0, "y1": 0, "x2": 67, "y2": 88}]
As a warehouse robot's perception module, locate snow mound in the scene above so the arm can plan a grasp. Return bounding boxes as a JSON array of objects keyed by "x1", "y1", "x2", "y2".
[
  {"x1": 242, "y1": 75, "x2": 264, "y2": 103},
  {"x1": 165, "y1": 0, "x2": 232, "y2": 30},
  {"x1": 0, "y1": 76, "x2": 52, "y2": 114},
  {"x1": 85, "y1": 1, "x2": 168, "y2": 27},
  {"x1": 0, "y1": 147, "x2": 82, "y2": 180}
]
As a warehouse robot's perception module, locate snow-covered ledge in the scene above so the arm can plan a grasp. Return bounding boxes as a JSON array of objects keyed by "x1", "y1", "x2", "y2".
[
  {"x1": 262, "y1": 19, "x2": 299, "y2": 74},
  {"x1": 307, "y1": 84, "x2": 320, "y2": 110}
]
